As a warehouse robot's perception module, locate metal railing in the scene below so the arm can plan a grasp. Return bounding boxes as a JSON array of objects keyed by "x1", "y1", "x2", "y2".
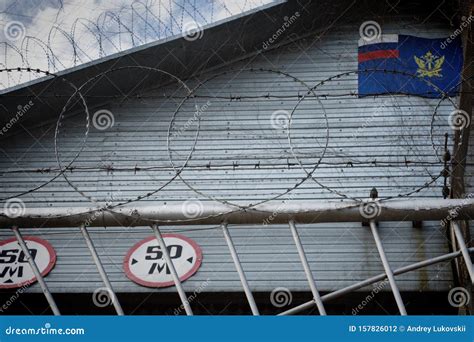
[{"x1": 3, "y1": 199, "x2": 474, "y2": 316}]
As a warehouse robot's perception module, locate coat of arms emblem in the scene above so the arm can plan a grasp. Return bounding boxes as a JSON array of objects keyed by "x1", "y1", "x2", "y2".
[{"x1": 414, "y1": 51, "x2": 444, "y2": 77}]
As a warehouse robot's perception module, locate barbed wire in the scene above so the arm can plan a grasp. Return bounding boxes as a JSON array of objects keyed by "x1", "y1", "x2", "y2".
[
  {"x1": 0, "y1": 67, "x2": 90, "y2": 202},
  {"x1": 6, "y1": 91, "x2": 474, "y2": 100},
  {"x1": 0, "y1": 160, "x2": 448, "y2": 175},
  {"x1": 0, "y1": 0, "x2": 270, "y2": 89},
  {"x1": 287, "y1": 68, "x2": 458, "y2": 203},
  {"x1": 53, "y1": 66, "x2": 199, "y2": 218},
  {"x1": 166, "y1": 67, "x2": 329, "y2": 211},
  {"x1": 0, "y1": 66, "x2": 462, "y2": 224}
]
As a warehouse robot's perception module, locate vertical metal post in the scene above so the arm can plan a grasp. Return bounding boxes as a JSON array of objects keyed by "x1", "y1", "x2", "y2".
[
  {"x1": 221, "y1": 222, "x2": 260, "y2": 315},
  {"x1": 79, "y1": 224, "x2": 124, "y2": 315},
  {"x1": 452, "y1": 222, "x2": 474, "y2": 285},
  {"x1": 369, "y1": 220, "x2": 407, "y2": 315},
  {"x1": 288, "y1": 220, "x2": 327, "y2": 315},
  {"x1": 151, "y1": 224, "x2": 193, "y2": 315},
  {"x1": 11, "y1": 226, "x2": 60, "y2": 315}
]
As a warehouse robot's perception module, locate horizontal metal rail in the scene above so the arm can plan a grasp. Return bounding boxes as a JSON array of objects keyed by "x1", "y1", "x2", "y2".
[
  {"x1": 4, "y1": 201, "x2": 472, "y2": 317},
  {"x1": 278, "y1": 247, "x2": 474, "y2": 315},
  {"x1": 1, "y1": 198, "x2": 474, "y2": 227}
]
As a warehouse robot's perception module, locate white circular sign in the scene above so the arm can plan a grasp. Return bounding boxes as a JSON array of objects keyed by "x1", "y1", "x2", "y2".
[
  {"x1": 123, "y1": 234, "x2": 202, "y2": 288},
  {"x1": 0, "y1": 237, "x2": 56, "y2": 289}
]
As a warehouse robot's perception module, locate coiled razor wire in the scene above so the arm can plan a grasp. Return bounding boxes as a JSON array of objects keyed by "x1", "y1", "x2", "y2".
[
  {"x1": 166, "y1": 67, "x2": 330, "y2": 211},
  {"x1": 48, "y1": 66, "x2": 253, "y2": 226},
  {"x1": 287, "y1": 69, "x2": 459, "y2": 203},
  {"x1": 53, "y1": 66, "x2": 200, "y2": 216},
  {"x1": 0, "y1": 67, "x2": 465, "y2": 223},
  {"x1": 48, "y1": 66, "x2": 329, "y2": 224},
  {"x1": 0, "y1": 67, "x2": 90, "y2": 202},
  {"x1": 2, "y1": 66, "x2": 242, "y2": 224},
  {"x1": 0, "y1": 0, "x2": 271, "y2": 89},
  {"x1": 430, "y1": 75, "x2": 474, "y2": 161}
]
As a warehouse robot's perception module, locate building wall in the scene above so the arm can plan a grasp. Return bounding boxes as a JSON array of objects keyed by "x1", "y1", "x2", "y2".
[{"x1": 0, "y1": 19, "x2": 462, "y2": 295}]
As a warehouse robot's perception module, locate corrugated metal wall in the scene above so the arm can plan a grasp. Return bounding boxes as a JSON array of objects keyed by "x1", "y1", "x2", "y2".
[
  {"x1": 464, "y1": 89, "x2": 474, "y2": 193},
  {"x1": 0, "y1": 19, "x2": 464, "y2": 294}
]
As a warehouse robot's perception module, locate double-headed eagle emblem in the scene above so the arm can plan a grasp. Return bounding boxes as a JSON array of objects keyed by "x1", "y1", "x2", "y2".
[{"x1": 414, "y1": 51, "x2": 444, "y2": 77}]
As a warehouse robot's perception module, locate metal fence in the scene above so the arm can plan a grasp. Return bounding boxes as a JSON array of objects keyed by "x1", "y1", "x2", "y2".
[{"x1": 3, "y1": 198, "x2": 474, "y2": 315}]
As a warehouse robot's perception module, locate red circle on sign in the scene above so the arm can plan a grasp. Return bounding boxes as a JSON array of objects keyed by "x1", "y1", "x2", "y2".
[
  {"x1": 123, "y1": 234, "x2": 202, "y2": 288},
  {"x1": 0, "y1": 236, "x2": 57, "y2": 289}
]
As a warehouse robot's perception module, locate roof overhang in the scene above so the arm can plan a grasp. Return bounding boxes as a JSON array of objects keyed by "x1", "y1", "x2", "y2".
[
  {"x1": 0, "y1": 0, "x2": 460, "y2": 129},
  {"x1": 0, "y1": 0, "x2": 312, "y2": 127}
]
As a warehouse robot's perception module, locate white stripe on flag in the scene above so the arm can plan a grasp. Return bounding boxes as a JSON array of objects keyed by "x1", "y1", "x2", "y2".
[{"x1": 358, "y1": 34, "x2": 399, "y2": 47}]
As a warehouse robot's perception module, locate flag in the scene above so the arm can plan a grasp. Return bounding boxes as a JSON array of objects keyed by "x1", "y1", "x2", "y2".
[{"x1": 358, "y1": 34, "x2": 463, "y2": 98}]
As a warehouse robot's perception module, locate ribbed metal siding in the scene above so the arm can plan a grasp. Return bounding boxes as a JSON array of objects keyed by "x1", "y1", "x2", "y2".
[
  {"x1": 0, "y1": 223, "x2": 453, "y2": 293},
  {"x1": 0, "y1": 20, "x2": 458, "y2": 293}
]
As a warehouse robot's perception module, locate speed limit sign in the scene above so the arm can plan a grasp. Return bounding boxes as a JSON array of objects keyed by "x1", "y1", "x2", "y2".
[
  {"x1": 123, "y1": 234, "x2": 202, "y2": 288},
  {"x1": 0, "y1": 236, "x2": 56, "y2": 289}
]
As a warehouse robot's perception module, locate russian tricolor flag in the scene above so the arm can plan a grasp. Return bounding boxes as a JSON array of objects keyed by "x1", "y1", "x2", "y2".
[
  {"x1": 358, "y1": 34, "x2": 463, "y2": 98},
  {"x1": 358, "y1": 34, "x2": 400, "y2": 63}
]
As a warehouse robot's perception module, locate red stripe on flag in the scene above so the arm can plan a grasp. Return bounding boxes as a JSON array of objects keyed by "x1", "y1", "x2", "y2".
[{"x1": 358, "y1": 49, "x2": 399, "y2": 63}]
